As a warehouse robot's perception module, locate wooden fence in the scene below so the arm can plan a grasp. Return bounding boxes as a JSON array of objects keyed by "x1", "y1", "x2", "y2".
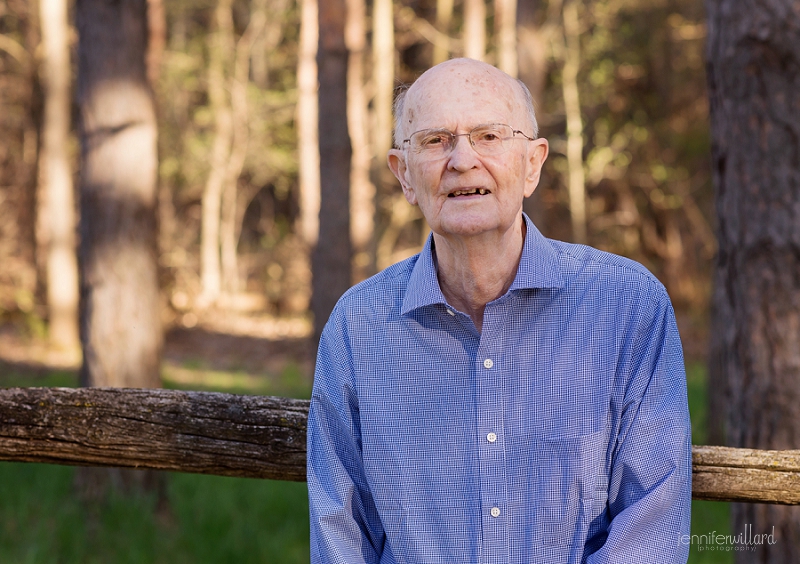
[{"x1": 1, "y1": 386, "x2": 799, "y2": 504}]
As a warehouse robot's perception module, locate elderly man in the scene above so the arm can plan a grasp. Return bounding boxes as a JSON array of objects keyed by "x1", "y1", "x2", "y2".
[{"x1": 307, "y1": 58, "x2": 691, "y2": 563}]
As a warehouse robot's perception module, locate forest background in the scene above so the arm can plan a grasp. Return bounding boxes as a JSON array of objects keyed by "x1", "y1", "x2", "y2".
[
  {"x1": 0, "y1": 0, "x2": 712, "y2": 350},
  {"x1": 0, "y1": 0, "x2": 723, "y2": 562}
]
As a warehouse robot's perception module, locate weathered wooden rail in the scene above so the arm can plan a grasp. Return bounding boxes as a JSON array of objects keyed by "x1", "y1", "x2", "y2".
[{"x1": 1, "y1": 387, "x2": 799, "y2": 504}]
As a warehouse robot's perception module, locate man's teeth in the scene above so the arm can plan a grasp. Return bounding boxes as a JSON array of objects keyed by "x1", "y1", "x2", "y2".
[{"x1": 451, "y1": 189, "x2": 489, "y2": 196}]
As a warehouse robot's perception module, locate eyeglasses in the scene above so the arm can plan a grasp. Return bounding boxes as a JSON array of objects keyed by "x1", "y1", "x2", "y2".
[{"x1": 401, "y1": 123, "x2": 535, "y2": 159}]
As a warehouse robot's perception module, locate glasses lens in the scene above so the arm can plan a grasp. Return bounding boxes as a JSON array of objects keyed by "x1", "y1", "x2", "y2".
[
  {"x1": 408, "y1": 124, "x2": 517, "y2": 158},
  {"x1": 470, "y1": 124, "x2": 512, "y2": 156},
  {"x1": 410, "y1": 129, "x2": 454, "y2": 156}
]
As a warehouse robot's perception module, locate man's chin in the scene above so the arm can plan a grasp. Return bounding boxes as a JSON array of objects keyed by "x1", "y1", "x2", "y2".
[
  {"x1": 434, "y1": 218, "x2": 506, "y2": 240},
  {"x1": 432, "y1": 217, "x2": 529, "y2": 247}
]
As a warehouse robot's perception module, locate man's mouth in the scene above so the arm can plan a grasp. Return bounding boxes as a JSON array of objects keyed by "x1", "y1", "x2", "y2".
[{"x1": 448, "y1": 188, "x2": 490, "y2": 197}]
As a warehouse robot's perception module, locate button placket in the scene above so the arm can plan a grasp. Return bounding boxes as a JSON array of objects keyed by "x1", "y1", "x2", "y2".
[{"x1": 475, "y1": 304, "x2": 510, "y2": 562}]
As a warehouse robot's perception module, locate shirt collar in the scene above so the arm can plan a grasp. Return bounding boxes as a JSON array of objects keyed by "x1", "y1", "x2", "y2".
[
  {"x1": 401, "y1": 213, "x2": 565, "y2": 315},
  {"x1": 510, "y1": 213, "x2": 566, "y2": 292}
]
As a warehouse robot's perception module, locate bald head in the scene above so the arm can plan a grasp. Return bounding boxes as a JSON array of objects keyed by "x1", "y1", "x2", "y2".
[{"x1": 393, "y1": 58, "x2": 538, "y2": 148}]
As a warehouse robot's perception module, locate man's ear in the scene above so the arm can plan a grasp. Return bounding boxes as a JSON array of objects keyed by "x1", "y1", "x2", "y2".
[
  {"x1": 523, "y1": 138, "x2": 549, "y2": 198},
  {"x1": 388, "y1": 149, "x2": 418, "y2": 206}
]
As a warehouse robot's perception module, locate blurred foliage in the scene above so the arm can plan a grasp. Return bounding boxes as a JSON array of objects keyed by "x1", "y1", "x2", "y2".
[
  {"x1": 0, "y1": 0, "x2": 40, "y2": 324},
  {"x1": 156, "y1": 0, "x2": 304, "y2": 316},
  {"x1": 559, "y1": 0, "x2": 713, "y2": 310},
  {"x1": 0, "y1": 0, "x2": 712, "y2": 332}
]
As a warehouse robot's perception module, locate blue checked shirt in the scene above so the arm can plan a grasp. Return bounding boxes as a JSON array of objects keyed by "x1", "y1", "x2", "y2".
[{"x1": 308, "y1": 215, "x2": 692, "y2": 564}]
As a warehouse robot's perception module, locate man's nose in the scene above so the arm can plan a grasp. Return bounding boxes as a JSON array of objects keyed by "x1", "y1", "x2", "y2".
[{"x1": 447, "y1": 133, "x2": 480, "y2": 171}]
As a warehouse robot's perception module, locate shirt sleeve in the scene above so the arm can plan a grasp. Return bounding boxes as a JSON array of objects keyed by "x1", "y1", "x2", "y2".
[
  {"x1": 586, "y1": 281, "x2": 692, "y2": 564},
  {"x1": 307, "y1": 307, "x2": 386, "y2": 564}
]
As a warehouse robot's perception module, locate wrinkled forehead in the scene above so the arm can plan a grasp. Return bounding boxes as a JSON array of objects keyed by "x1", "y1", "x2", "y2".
[{"x1": 403, "y1": 61, "x2": 524, "y2": 131}]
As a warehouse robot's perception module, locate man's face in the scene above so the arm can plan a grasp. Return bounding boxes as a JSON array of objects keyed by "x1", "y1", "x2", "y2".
[{"x1": 388, "y1": 60, "x2": 548, "y2": 241}]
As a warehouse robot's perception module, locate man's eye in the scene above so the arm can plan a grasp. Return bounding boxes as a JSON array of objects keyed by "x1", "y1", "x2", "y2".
[
  {"x1": 420, "y1": 134, "x2": 449, "y2": 147},
  {"x1": 474, "y1": 130, "x2": 502, "y2": 142}
]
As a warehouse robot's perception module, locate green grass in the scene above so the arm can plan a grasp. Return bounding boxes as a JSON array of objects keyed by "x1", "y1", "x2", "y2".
[
  {"x1": 162, "y1": 360, "x2": 312, "y2": 399},
  {"x1": 0, "y1": 369, "x2": 77, "y2": 389},
  {"x1": 0, "y1": 462, "x2": 309, "y2": 564},
  {"x1": 0, "y1": 361, "x2": 730, "y2": 562}
]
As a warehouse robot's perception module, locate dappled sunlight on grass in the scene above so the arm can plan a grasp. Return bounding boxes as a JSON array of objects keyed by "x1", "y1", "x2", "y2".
[{"x1": 162, "y1": 360, "x2": 311, "y2": 398}]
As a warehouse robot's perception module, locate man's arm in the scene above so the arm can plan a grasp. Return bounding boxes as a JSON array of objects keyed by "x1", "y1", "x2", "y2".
[
  {"x1": 587, "y1": 282, "x2": 692, "y2": 563},
  {"x1": 307, "y1": 310, "x2": 386, "y2": 564}
]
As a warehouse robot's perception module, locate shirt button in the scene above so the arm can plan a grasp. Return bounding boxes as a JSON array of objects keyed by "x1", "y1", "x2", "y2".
[
  {"x1": 447, "y1": 309, "x2": 455, "y2": 316},
  {"x1": 490, "y1": 507, "x2": 501, "y2": 518},
  {"x1": 487, "y1": 432, "x2": 497, "y2": 443},
  {"x1": 483, "y1": 358, "x2": 494, "y2": 369}
]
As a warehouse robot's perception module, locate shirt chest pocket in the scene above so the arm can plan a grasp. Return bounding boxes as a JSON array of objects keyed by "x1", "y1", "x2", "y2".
[{"x1": 533, "y1": 430, "x2": 607, "y2": 548}]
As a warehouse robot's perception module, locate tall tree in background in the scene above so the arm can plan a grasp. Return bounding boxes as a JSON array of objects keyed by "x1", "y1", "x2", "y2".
[
  {"x1": 297, "y1": 0, "x2": 321, "y2": 247},
  {"x1": 197, "y1": 0, "x2": 268, "y2": 305},
  {"x1": 494, "y1": 0, "x2": 517, "y2": 76},
  {"x1": 347, "y1": 0, "x2": 376, "y2": 280},
  {"x1": 199, "y1": 0, "x2": 234, "y2": 306},
  {"x1": 76, "y1": 0, "x2": 162, "y2": 389},
  {"x1": 39, "y1": 0, "x2": 79, "y2": 349},
  {"x1": 463, "y1": 0, "x2": 486, "y2": 60},
  {"x1": 516, "y1": 0, "x2": 547, "y2": 230},
  {"x1": 707, "y1": 0, "x2": 800, "y2": 561},
  {"x1": 372, "y1": 0, "x2": 394, "y2": 169},
  {"x1": 433, "y1": 0, "x2": 454, "y2": 64},
  {"x1": 559, "y1": 0, "x2": 586, "y2": 243},
  {"x1": 313, "y1": 0, "x2": 351, "y2": 344},
  {"x1": 145, "y1": 0, "x2": 165, "y2": 85}
]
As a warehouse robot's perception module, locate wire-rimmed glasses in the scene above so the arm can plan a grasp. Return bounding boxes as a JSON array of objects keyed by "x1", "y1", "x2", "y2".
[{"x1": 401, "y1": 123, "x2": 535, "y2": 159}]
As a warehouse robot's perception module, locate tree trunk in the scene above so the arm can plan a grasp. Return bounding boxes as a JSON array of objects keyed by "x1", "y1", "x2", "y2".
[
  {"x1": 561, "y1": 0, "x2": 586, "y2": 244},
  {"x1": 39, "y1": 0, "x2": 79, "y2": 350},
  {"x1": 706, "y1": 0, "x2": 800, "y2": 561},
  {"x1": 297, "y1": 0, "x2": 321, "y2": 247},
  {"x1": 199, "y1": 0, "x2": 234, "y2": 307},
  {"x1": 463, "y1": 0, "x2": 486, "y2": 61},
  {"x1": 251, "y1": 0, "x2": 269, "y2": 87},
  {"x1": 371, "y1": 0, "x2": 394, "y2": 164},
  {"x1": 251, "y1": 0, "x2": 289, "y2": 88},
  {"x1": 145, "y1": 0, "x2": 165, "y2": 85},
  {"x1": 220, "y1": 9, "x2": 267, "y2": 296},
  {"x1": 433, "y1": 0, "x2": 454, "y2": 64},
  {"x1": 76, "y1": 0, "x2": 162, "y2": 388},
  {"x1": 346, "y1": 0, "x2": 376, "y2": 281},
  {"x1": 494, "y1": 0, "x2": 517, "y2": 76},
  {"x1": 370, "y1": 0, "x2": 399, "y2": 262},
  {"x1": 313, "y1": 0, "x2": 352, "y2": 345},
  {"x1": 517, "y1": 0, "x2": 548, "y2": 231}
]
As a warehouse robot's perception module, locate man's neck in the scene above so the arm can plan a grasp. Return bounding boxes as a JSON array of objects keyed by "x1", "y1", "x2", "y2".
[{"x1": 433, "y1": 217, "x2": 526, "y2": 332}]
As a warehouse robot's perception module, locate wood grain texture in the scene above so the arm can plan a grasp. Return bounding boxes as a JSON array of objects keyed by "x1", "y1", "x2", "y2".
[
  {"x1": 693, "y1": 445, "x2": 800, "y2": 504},
  {"x1": 4, "y1": 388, "x2": 800, "y2": 503},
  {"x1": 0, "y1": 387, "x2": 308, "y2": 481}
]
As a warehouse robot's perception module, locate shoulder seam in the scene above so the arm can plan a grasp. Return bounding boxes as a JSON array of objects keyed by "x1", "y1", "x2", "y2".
[
  {"x1": 337, "y1": 255, "x2": 419, "y2": 303},
  {"x1": 549, "y1": 240, "x2": 662, "y2": 286}
]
